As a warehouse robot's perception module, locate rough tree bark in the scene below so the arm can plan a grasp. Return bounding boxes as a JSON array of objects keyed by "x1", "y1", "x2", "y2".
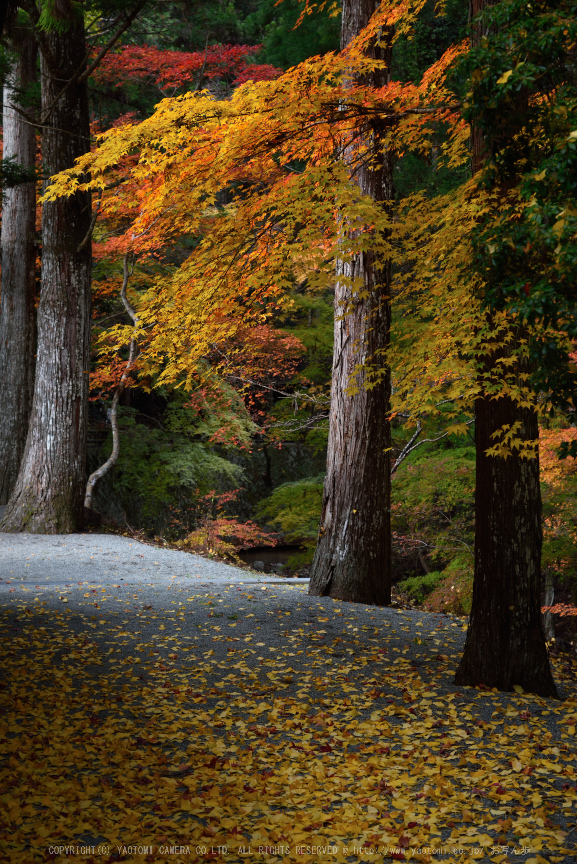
[
  {"x1": 308, "y1": 0, "x2": 393, "y2": 605},
  {"x1": 454, "y1": 0, "x2": 557, "y2": 696},
  {"x1": 0, "y1": 1, "x2": 92, "y2": 533},
  {"x1": 455, "y1": 351, "x2": 557, "y2": 695},
  {"x1": 0, "y1": 26, "x2": 38, "y2": 503}
]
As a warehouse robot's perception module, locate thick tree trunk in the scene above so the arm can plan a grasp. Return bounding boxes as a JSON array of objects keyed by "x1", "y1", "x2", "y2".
[
  {"x1": 455, "y1": 0, "x2": 557, "y2": 696},
  {"x1": 0, "y1": 30, "x2": 38, "y2": 503},
  {"x1": 308, "y1": 0, "x2": 392, "y2": 605},
  {"x1": 0, "y1": 9, "x2": 92, "y2": 533},
  {"x1": 455, "y1": 380, "x2": 557, "y2": 695}
]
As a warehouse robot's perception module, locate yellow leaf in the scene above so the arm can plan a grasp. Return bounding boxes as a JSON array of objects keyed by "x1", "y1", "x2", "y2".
[
  {"x1": 446, "y1": 423, "x2": 469, "y2": 436},
  {"x1": 497, "y1": 69, "x2": 513, "y2": 84}
]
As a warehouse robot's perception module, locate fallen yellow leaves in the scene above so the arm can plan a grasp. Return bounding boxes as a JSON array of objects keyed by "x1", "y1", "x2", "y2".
[{"x1": 0, "y1": 595, "x2": 576, "y2": 864}]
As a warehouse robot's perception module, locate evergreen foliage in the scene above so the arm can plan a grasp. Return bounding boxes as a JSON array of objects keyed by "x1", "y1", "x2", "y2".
[
  {"x1": 244, "y1": 0, "x2": 340, "y2": 69},
  {"x1": 397, "y1": 570, "x2": 444, "y2": 603},
  {"x1": 451, "y1": 0, "x2": 577, "y2": 405},
  {"x1": 255, "y1": 474, "x2": 325, "y2": 565},
  {"x1": 0, "y1": 155, "x2": 36, "y2": 186}
]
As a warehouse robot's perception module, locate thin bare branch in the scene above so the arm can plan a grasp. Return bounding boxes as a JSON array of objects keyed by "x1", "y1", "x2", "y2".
[
  {"x1": 84, "y1": 254, "x2": 139, "y2": 510},
  {"x1": 391, "y1": 418, "x2": 474, "y2": 474},
  {"x1": 80, "y1": 2, "x2": 147, "y2": 86}
]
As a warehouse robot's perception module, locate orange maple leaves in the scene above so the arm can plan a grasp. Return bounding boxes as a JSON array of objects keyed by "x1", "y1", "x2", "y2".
[{"x1": 46, "y1": 0, "x2": 469, "y2": 406}]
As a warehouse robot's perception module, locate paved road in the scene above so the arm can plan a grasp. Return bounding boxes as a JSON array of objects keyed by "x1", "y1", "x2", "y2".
[
  {"x1": 0, "y1": 530, "x2": 304, "y2": 588},
  {"x1": 1, "y1": 528, "x2": 576, "y2": 863}
]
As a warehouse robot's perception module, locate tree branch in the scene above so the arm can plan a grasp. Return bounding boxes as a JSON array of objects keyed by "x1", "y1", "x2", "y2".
[
  {"x1": 78, "y1": 1, "x2": 146, "y2": 86},
  {"x1": 41, "y1": 1, "x2": 146, "y2": 125},
  {"x1": 391, "y1": 418, "x2": 475, "y2": 475},
  {"x1": 5, "y1": 101, "x2": 91, "y2": 142},
  {"x1": 78, "y1": 188, "x2": 103, "y2": 252},
  {"x1": 84, "y1": 254, "x2": 139, "y2": 510}
]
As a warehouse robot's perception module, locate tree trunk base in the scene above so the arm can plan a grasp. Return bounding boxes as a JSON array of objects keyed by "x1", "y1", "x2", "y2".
[
  {"x1": 309, "y1": 557, "x2": 390, "y2": 606},
  {"x1": 456, "y1": 385, "x2": 558, "y2": 700},
  {"x1": 454, "y1": 640, "x2": 557, "y2": 698},
  {"x1": 0, "y1": 488, "x2": 79, "y2": 534},
  {"x1": 83, "y1": 506, "x2": 102, "y2": 527},
  {"x1": 1, "y1": 18, "x2": 92, "y2": 535}
]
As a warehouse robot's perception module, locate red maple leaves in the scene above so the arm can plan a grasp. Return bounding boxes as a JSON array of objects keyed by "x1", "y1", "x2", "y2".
[{"x1": 92, "y1": 43, "x2": 282, "y2": 92}]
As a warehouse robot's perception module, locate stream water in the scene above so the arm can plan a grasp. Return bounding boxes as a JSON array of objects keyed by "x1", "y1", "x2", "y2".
[{"x1": 238, "y1": 545, "x2": 303, "y2": 573}]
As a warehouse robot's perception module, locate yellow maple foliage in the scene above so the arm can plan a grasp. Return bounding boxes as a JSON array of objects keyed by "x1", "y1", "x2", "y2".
[{"x1": 42, "y1": 0, "x2": 567, "y2": 454}]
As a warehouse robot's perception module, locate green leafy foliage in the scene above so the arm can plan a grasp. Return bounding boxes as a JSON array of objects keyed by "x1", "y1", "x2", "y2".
[
  {"x1": 393, "y1": 148, "x2": 470, "y2": 201},
  {"x1": 559, "y1": 439, "x2": 577, "y2": 461},
  {"x1": 244, "y1": 0, "x2": 340, "y2": 70},
  {"x1": 0, "y1": 156, "x2": 36, "y2": 188},
  {"x1": 452, "y1": 0, "x2": 577, "y2": 404},
  {"x1": 391, "y1": 0, "x2": 469, "y2": 202},
  {"x1": 93, "y1": 391, "x2": 255, "y2": 536},
  {"x1": 255, "y1": 474, "x2": 324, "y2": 564},
  {"x1": 391, "y1": 442, "x2": 475, "y2": 572},
  {"x1": 390, "y1": 436, "x2": 475, "y2": 612},
  {"x1": 279, "y1": 293, "x2": 334, "y2": 387},
  {"x1": 38, "y1": 0, "x2": 83, "y2": 33},
  {"x1": 397, "y1": 570, "x2": 444, "y2": 604},
  {"x1": 422, "y1": 555, "x2": 474, "y2": 616},
  {"x1": 391, "y1": 0, "x2": 468, "y2": 84},
  {"x1": 0, "y1": 44, "x2": 13, "y2": 85},
  {"x1": 265, "y1": 292, "x2": 333, "y2": 454}
]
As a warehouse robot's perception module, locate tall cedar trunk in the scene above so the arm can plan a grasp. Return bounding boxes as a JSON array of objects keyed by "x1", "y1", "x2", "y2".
[
  {"x1": 0, "y1": 29, "x2": 38, "y2": 503},
  {"x1": 0, "y1": 9, "x2": 92, "y2": 533},
  {"x1": 308, "y1": 0, "x2": 392, "y2": 605},
  {"x1": 454, "y1": 0, "x2": 557, "y2": 696}
]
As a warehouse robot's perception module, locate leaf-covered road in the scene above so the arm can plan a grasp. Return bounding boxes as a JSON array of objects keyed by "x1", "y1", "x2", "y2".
[{"x1": 1, "y1": 534, "x2": 576, "y2": 864}]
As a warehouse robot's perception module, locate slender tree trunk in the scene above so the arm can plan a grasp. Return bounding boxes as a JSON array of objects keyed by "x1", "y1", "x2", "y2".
[
  {"x1": 1, "y1": 6, "x2": 92, "y2": 533},
  {"x1": 84, "y1": 255, "x2": 138, "y2": 510},
  {"x1": 308, "y1": 0, "x2": 393, "y2": 605},
  {"x1": 543, "y1": 568, "x2": 555, "y2": 643},
  {"x1": 454, "y1": 0, "x2": 557, "y2": 696},
  {"x1": 0, "y1": 29, "x2": 38, "y2": 503}
]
